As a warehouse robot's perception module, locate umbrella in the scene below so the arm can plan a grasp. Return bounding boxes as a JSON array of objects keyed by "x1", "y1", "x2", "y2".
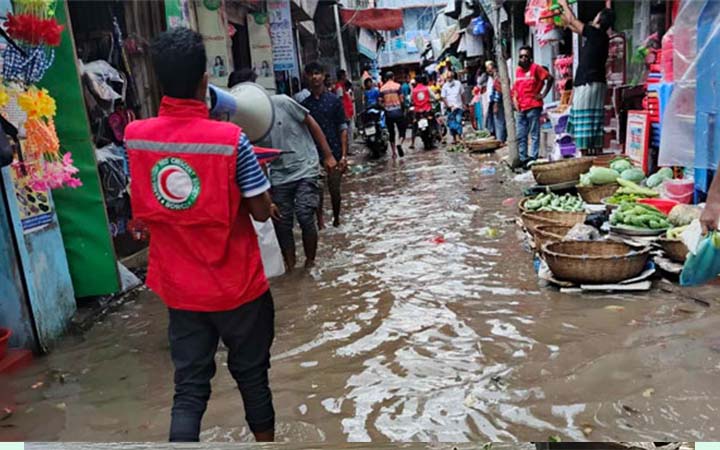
[{"x1": 253, "y1": 146, "x2": 282, "y2": 165}]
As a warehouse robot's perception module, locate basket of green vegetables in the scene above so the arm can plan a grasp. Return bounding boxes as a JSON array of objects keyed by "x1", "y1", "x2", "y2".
[{"x1": 610, "y1": 202, "x2": 671, "y2": 236}]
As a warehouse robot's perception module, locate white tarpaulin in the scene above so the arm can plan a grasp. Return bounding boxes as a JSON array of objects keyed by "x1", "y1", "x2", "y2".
[
  {"x1": 358, "y1": 28, "x2": 377, "y2": 60},
  {"x1": 658, "y1": 0, "x2": 720, "y2": 169}
]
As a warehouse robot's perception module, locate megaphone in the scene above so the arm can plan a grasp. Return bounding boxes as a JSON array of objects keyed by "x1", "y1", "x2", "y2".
[{"x1": 208, "y1": 83, "x2": 275, "y2": 144}]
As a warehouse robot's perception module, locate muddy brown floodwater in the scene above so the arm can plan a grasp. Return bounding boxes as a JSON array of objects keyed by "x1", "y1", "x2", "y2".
[{"x1": 2, "y1": 146, "x2": 720, "y2": 444}]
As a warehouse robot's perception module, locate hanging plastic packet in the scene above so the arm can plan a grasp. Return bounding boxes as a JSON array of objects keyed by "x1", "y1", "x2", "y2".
[{"x1": 680, "y1": 229, "x2": 720, "y2": 286}]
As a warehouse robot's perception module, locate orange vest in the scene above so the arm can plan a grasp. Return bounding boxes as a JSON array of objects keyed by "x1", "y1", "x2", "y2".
[{"x1": 126, "y1": 97, "x2": 268, "y2": 312}]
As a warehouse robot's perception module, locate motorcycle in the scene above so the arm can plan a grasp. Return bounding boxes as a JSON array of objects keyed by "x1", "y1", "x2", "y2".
[
  {"x1": 414, "y1": 109, "x2": 440, "y2": 150},
  {"x1": 359, "y1": 105, "x2": 389, "y2": 159}
]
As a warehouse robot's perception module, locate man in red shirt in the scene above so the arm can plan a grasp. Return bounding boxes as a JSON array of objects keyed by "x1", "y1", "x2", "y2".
[
  {"x1": 125, "y1": 28, "x2": 276, "y2": 442},
  {"x1": 410, "y1": 74, "x2": 433, "y2": 149},
  {"x1": 335, "y1": 69, "x2": 355, "y2": 138},
  {"x1": 512, "y1": 46, "x2": 555, "y2": 168}
]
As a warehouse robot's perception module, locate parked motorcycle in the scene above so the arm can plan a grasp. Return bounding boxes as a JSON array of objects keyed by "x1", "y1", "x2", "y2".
[{"x1": 359, "y1": 105, "x2": 389, "y2": 159}]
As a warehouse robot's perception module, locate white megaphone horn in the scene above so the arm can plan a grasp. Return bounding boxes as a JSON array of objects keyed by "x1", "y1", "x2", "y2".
[{"x1": 208, "y1": 83, "x2": 275, "y2": 144}]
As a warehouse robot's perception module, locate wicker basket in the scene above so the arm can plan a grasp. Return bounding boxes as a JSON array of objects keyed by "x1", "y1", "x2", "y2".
[
  {"x1": 521, "y1": 213, "x2": 563, "y2": 234},
  {"x1": 577, "y1": 183, "x2": 620, "y2": 204},
  {"x1": 534, "y1": 225, "x2": 572, "y2": 249},
  {"x1": 518, "y1": 196, "x2": 535, "y2": 214},
  {"x1": 542, "y1": 241, "x2": 651, "y2": 284},
  {"x1": 531, "y1": 157, "x2": 594, "y2": 186},
  {"x1": 522, "y1": 211, "x2": 586, "y2": 230},
  {"x1": 466, "y1": 139, "x2": 502, "y2": 153},
  {"x1": 658, "y1": 237, "x2": 689, "y2": 263}
]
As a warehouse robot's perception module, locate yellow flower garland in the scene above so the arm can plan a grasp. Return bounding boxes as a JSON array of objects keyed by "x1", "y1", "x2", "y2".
[
  {"x1": 0, "y1": 86, "x2": 9, "y2": 108},
  {"x1": 18, "y1": 86, "x2": 56, "y2": 120}
]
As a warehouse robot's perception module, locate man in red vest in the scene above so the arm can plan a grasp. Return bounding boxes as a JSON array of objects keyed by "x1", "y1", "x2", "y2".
[{"x1": 125, "y1": 28, "x2": 276, "y2": 442}]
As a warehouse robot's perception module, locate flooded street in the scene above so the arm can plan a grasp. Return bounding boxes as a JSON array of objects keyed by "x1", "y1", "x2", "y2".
[{"x1": 2, "y1": 145, "x2": 720, "y2": 443}]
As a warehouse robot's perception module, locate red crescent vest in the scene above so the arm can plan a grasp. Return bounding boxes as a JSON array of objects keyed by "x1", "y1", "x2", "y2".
[{"x1": 125, "y1": 97, "x2": 268, "y2": 312}]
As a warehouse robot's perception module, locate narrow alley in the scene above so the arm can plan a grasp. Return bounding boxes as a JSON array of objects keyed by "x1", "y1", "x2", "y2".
[{"x1": 2, "y1": 147, "x2": 718, "y2": 443}]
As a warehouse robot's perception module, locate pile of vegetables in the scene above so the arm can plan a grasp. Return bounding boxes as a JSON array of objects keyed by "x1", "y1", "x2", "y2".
[
  {"x1": 579, "y1": 158, "x2": 645, "y2": 187},
  {"x1": 468, "y1": 130, "x2": 492, "y2": 139},
  {"x1": 605, "y1": 179, "x2": 659, "y2": 205},
  {"x1": 524, "y1": 192, "x2": 585, "y2": 212},
  {"x1": 611, "y1": 202, "x2": 671, "y2": 230}
]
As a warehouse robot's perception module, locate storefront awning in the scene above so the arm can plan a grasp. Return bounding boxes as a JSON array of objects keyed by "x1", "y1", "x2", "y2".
[{"x1": 339, "y1": 8, "x2": 404, "y2": 31}]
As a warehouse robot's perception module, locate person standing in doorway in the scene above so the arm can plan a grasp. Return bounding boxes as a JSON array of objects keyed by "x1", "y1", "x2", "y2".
[
  {"x1": 379, "y1": 71, "x2": 407, "y2": 158},
  {"x1": 441, "y1": 70, "x2": 465, "y2": 144},
  {"x1": 125, "y1": 28, "x2": 275, "y2": 443},
  {"x1": 486, "y1": 62, "x2": 507, "y2": 143},
  {"x1": 512, "y1": 46, "x2": 555, "y2": 168},
  {"x1": 560, "y1": 0, "x2": 615, "y2": 156},
  {"x1": 302, "y1": 62, "x2": 348, "y2": 228}
]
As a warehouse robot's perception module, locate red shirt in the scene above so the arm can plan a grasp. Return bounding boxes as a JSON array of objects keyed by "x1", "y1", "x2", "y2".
[
  {"x1": 512, "y1": 63, "x2": 550, "y2": 112},
  {"x1": 335, "y1": 81, "x2": 354, "y2": 120},
  {"x1": 411, "y1": 84, "x2": 432, "y2": 112}
]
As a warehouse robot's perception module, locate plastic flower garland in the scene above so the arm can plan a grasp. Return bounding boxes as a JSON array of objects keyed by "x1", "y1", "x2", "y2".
[
  {"x1": 0, "y1": 86, "x2": 9, "y2": 108},
  {"x1": 2, "y1": 0, "x2": 63, "y2": 83},
  {"x1": 1, "y1": 0, "x2": 81, "y2": 191},
  {"x1": 5, "y1": 14, "x2": 64, "y2": 47},
  {"x1": 8, "y1": 87, "x2": 82, "y2": 191}
]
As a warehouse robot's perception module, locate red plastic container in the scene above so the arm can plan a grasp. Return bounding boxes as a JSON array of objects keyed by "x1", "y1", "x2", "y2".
[
  {"x1": 638, "y1": 198, "x2": 679, "y2": 215},
  {"x1": 662, "y1": 178, "x2": 695, "y2": 204},
  {"x1": 0, "y1": 328, "x2": 11, "y2": 360}
]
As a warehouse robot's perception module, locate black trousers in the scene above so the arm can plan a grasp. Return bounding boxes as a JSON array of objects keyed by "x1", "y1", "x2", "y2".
[{"x1": 167, "y1": 290, "x2": 275, "y2": 442}]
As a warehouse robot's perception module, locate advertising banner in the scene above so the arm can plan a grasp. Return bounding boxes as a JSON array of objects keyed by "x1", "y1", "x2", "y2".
[
  {"x1": 248, "y1": 12, "x2": 276, "y2": 92},
  {"x1": 196, "y1": 1, "x2": 232, "y2": 88},
  {"x1": 268, "y1": 0, "x2": 298, "y2": 78}
]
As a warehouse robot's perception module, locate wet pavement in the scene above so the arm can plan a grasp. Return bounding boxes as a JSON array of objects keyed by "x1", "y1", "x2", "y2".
[{"x1": 2, "y1": 144, "x2": 720, "y2": 443}]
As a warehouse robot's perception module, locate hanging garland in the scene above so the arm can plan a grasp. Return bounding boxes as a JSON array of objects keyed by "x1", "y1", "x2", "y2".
[{"x1": 1, "y1": 0, "x2": 81, "y2": 191}]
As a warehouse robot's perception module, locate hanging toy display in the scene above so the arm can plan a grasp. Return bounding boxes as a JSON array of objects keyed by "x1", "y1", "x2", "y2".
[
  {"x1": 539, "y1": 0, "x2": 578, "y2": 27},
  {"x1": 1, "y1": 0, "x2": 81, "y2": 191}
]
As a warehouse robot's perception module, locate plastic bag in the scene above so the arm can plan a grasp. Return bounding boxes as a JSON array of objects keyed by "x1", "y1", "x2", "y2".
[
  {"x1": 680, "y1": 231, "x2": 720, "y2": 286},
  {"x1": 565, "y1": 224, "x2": 601, "y2": 241},
  {"x1": 470, "y1": 17, "x2": 486, "y2": 36},
  {"x1": 252, "y1": 219, "x2": 285, "y2": 279},
  {"x1": 524, "y1": 0, "x2": 545, "y2": 27},
  {"x1": 658, "y1": 0, "x2": 720, "y2": 169}
]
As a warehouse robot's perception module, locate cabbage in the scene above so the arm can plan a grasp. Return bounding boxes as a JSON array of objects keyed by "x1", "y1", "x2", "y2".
[{"x1": 668, "y1": 204, "x2": 701, "y2": 227}]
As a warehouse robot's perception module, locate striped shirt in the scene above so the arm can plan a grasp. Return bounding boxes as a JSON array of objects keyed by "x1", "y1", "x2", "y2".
[
  {"x1": 380, "y1": 80, "x2": 403, "y2": 111},
  {"x1": 236, "y1": 133, "x2": 270, "y2": 198}
]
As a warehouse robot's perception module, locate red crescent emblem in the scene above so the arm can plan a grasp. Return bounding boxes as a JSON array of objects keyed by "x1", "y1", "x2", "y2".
[{"x1": 160, "y1": 168, "x2": 184, "y2": 201}]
